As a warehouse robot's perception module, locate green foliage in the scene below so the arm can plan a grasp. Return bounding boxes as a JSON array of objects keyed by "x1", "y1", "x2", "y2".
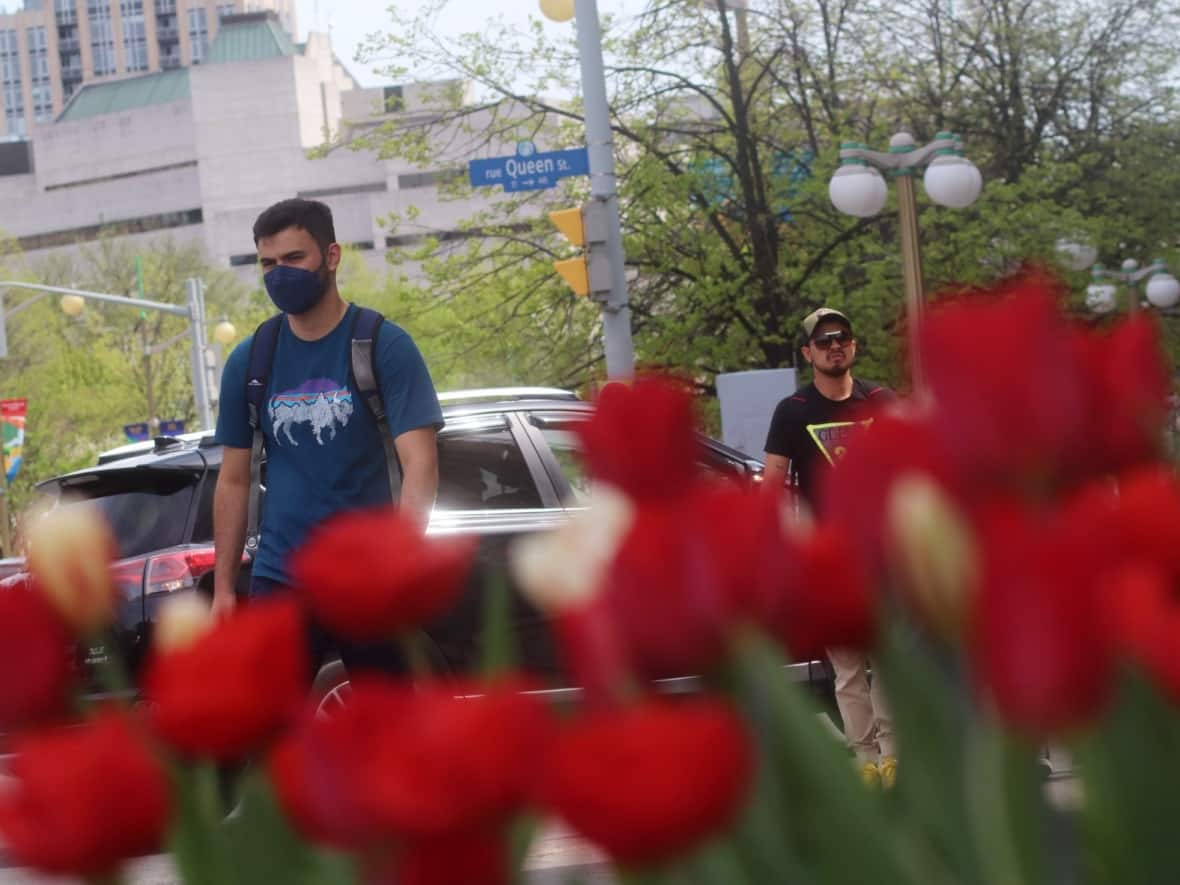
[
  {"x1": 0, "y1": 237, "x2": 267, "y2": 526},
  {"x1": 348, "y1": 0, "x2": 1180, "y2": 395}
]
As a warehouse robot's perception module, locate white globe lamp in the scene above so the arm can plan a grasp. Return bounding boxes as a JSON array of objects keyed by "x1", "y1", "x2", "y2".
[
  {"x1": 829, "y1": 163, "x2": 888, "y2": 218},
  {"x1": 539, "y1": 0, "x2": 575, "y2": 21},
  {"x1": 1146, "y1": 273, "x2": 1180, "y2": 310},
  {"x1": 923, "y1": 154, "x2": 983, "y2": 209}
]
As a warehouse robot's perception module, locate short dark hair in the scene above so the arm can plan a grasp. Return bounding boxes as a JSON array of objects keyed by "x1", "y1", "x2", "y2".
[{"x1": 252, "y1": 198, "x2": 336, "y2": 255}]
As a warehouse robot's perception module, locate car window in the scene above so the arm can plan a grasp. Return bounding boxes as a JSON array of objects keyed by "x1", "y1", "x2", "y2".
[
  {"x1": 436, "y1": 419, "x2": 544, "y2": 510},
  {"x1": 49, "y1": 472, "x2": 198, "y2": 558}
]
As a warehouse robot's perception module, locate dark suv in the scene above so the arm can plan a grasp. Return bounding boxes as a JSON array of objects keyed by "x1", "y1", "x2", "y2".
[{"x1": 21, "y1": 388, "x2": 827, "y2": 705}]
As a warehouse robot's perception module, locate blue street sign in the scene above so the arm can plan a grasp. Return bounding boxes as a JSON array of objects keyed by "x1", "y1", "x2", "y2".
[
  {"x1": 468, "y1": 141, "x2": 590, "y2": 193},
  {"x1": 159, "y1": 419, "x2": 186, "y2": 436},
  {"x1": 124, "y1": 423, "x2": 150, "y2": 442}
]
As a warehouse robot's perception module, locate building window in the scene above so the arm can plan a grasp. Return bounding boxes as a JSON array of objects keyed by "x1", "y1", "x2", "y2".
[
  {"x1": 120, "y1": 0, "x2": 147, "y2": 72},
  {"x1": 217, "y1": 3, "x2": 236, "y2": 20},
  {"x1": 153, "y1": 0, "x2": 175, "y2": 14},
  {"x1": 55, "y1": 0, "x2": 77, "y2": 26},
  {"x1": 87, "y1": 0, "x2": 116, "y2": 76},
  {"x1": 228, "y1": 252, "x2": 257, "y2": 267},
  {"x1": 0, "y1": 30, "x2": 25, "y2": 137},
  {"x1": 186, "y1": 7, "x2": 208, "y2": 64},
  {"x1": 26, "y1": 26, "x2": 53, "y2": 122},
  {"x1": 383, "y1": 85, "x2": 404, "y2": 112}
]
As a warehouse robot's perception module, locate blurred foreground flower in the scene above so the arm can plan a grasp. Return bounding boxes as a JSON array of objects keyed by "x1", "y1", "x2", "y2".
[
  {"x1": 271, "y1": 677, "x2": 553, "y2": 874},
  {"x1": 25, "y1": 502, "x2": 119, "y2": 634},
  {"x1": 535, "y1": 697, "x2": 753, "y2": 867},
  {"x1": 289, "y1": 508, "x2": 478, "y2": 641},
  {"x1": 0, "y1": 711, "x2": 171, "y2": 876},
  {"x1": 0, "y1": 577, "x2": 75, "y2": 729},
  {"x1": 145, "y1": 597, "x2": 308, "y2": 761}
]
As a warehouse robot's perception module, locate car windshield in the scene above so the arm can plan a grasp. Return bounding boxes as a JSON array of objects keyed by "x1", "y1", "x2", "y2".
[{"x1": 48, "y1": 471, "x2": 198, "y2": 559}]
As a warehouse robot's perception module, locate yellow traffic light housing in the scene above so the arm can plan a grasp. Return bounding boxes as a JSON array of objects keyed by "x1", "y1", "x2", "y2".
[
  {"x1": 553, "y1": 257, "x2": 590, "y2": 296},
  {"x1": 549, "y1": 202, "x2": 610, "y2": 298}
]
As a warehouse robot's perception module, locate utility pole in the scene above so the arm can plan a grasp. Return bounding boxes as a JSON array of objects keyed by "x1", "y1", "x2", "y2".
[{"x1": 573, "y1": 0, "x2": 635, "y2": 380}]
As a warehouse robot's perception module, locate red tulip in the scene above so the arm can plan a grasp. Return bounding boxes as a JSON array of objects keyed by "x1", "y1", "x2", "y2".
[
  {"x1": 774, "y1": 522, "x2": 876, "y2": 661},
  {"x1": 921, "y1": 271, "x2": 1090, "y2": 495},
  {"x1": 601, "y1": 484, "x2": 790, "y2": 677},
  {"x1": 395, "y1": 829, "x2": 509, "y2": 885},
  {"x1": 970, "y1": 503, "x2": 1114, "y2": 734},
  {"x1": 1105, "y1": 564, "x2": 1180, "y2": 703},
  {"x1": 289, "y1": 509, "x2": 477, "y2": 641},
  {"x1": 0, "y1": 710, "x2": 171, "y2": 877},
  {"x1": 576, "y1": 377, "x2": 699, "y2": 501},
  {"x1": 1079, "y1": 315, "x2": 1171, "y2": 476},
  {"x1": 271, "y1": 678, "x2": 553, "y2": 850},
  {"x1": 816, "y1": 410, "x2": 960, "y2": 580},
  {"x1": 0, "y1": 577, "x2": 75, "y2": 729},
  {"x1": 536, "y1": 698, "x2": 753, "y2": 866},
  {"x1": 145, "y1": 597, "x2": 308, "y2": 761}
]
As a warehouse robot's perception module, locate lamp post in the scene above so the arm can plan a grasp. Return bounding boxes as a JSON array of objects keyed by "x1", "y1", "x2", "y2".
[
  {"x1": 0, "y1": 278, "x2": 220, "y2": 430},
  {"x1": 1086, "y1": 258, "x2": 1180, "y2": 316},
  {"x1": 539, "y1": 0, "x2": 636, "y2": 381},
  {"x1": 828, "y1": 131, "x2": 983, "y2": 390}
]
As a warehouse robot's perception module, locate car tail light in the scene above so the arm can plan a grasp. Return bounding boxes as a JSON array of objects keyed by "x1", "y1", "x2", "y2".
[
  {"x1": 111, "y1": 558, "x2": 148, "y2": 598},
  {"x1": 143, "y1": 547, "x2": 218, "y2": 596}
]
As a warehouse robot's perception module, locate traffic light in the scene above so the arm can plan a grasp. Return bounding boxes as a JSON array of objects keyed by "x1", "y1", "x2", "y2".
[{"x1": 549, "y1": 201, "x2": 611, "y2": 297}]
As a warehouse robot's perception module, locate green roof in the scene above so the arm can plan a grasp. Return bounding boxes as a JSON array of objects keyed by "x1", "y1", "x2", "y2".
[
  {"x1": 58, "y1": 68, "x2": 190, "y2": 122},
  {"x1": 207, "y1": 15, "x2": 298, "y2": 64}
]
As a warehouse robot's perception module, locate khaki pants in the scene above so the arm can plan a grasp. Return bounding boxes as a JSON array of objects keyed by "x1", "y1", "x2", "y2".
[{"x1": 828, "y1": 647, "x2": 895, "y2": 764}]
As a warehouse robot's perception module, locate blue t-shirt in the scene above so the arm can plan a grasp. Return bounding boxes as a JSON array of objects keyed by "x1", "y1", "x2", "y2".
[{"x1": 216, "y1": 304, "x2": 443, "y2": 583}]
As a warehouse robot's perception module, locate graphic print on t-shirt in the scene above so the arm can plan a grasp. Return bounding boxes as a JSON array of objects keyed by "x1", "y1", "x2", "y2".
[
  {"x1": 806, "y1": 419, "x2": 873, "y2": 465},
  {"x1": 269, "y1": 378, "x2": 354, "y2": 446}
]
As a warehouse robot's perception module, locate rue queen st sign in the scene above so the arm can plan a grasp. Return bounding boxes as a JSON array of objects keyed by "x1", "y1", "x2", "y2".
[{"x1": 468, "y1": 141, "x2": 590, "y2": 192}]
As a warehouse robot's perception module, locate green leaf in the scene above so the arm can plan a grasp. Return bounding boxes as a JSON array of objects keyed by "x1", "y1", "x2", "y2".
[
  {"x1": 1077, "y1": 672, "x2": 1180, "y2": 885},
  {"x1": 223, "y1": 767, "x2": 357, "y2": 885},
  {"x1": 728, "y1": 631, "x2": 927, "y2": 885},
  {"x1": 166, "y1": 762, "x2": 236, "y2": 885}
]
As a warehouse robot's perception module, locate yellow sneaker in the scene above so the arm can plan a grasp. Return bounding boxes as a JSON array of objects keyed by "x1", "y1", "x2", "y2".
[
  {"x1": 859, "y1": 761, "x2": 881, "y2": 788},
  {"x1": 878, "y1": 756, "x2": 897, "y2": 789}
]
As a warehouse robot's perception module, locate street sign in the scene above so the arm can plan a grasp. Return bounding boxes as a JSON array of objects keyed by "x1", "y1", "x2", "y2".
[
  {"x1": 159, "y1": 419, "x2": 186, "y2": 436},
  {"x1": 124, "y1": 423, "x2": 150, "y2": 442},
  {"x1": 468, "y1": 140, "x2": 590, "y2": 193}
]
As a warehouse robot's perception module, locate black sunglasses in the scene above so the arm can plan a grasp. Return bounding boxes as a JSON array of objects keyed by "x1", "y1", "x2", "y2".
[{"x1": 810, "y1": 330, "x2": 853, "y2": 350}]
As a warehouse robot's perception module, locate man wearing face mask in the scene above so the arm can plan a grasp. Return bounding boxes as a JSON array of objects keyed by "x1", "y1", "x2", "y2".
[{"x1": 211, "y1": 199, "x2": 443, "y2": 652}]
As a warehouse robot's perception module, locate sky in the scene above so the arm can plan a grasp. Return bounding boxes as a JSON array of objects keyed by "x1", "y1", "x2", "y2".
[{"x1": 294, "y1": 0, "x2": 630, "y2": 87}]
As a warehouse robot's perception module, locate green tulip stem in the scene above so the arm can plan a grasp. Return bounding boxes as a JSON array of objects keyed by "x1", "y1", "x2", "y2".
[{"x1": 965, "y1": 725, "x2": 1030, "y2": 885}]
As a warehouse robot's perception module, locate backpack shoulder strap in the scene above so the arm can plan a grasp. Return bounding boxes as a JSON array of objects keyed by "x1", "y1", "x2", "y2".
[
  {"x1": 349, "y1": 307, "x2": 403, "y2": 503},
  {"x1": 245, "y1": 314, "x2": 283, "y2": 552}
]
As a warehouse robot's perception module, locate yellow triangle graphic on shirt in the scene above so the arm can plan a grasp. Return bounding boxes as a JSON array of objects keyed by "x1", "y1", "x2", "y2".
[{"x1": 806, "y1": 419, "x2": 873, "y2": 466}]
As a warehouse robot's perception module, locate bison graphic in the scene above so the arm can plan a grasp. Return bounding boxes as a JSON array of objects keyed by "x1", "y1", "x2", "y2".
[{"x1": 269, "y1": 379, "x2": 355, "y2": 446}]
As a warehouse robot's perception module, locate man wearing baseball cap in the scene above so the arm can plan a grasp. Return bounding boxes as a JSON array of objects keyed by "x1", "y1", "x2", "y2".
[{"x1": 763, "y1": 306, "x2": 898, "y2": 788}]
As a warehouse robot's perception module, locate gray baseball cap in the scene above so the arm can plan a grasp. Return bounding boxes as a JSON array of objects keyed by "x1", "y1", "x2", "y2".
[{"x1": 801, "y1": 307, "x2": 853, "y2": 340}]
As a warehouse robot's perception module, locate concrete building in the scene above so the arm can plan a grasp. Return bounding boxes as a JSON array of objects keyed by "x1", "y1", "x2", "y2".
[
  {"x1": 0, "y1": 0, "x2": 295, "y2": 139},
  {"x1": 0, "y1": 10, "x2": 516, "y2": 283}
]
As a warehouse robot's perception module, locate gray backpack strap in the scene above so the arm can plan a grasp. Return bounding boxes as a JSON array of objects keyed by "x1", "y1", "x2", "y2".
[
  {"x1": 349, "y1": 307, "x2": 402, "y2": 503},
  {"x1": 244, "y1": 315, "x2": 283, "y2": 552}
]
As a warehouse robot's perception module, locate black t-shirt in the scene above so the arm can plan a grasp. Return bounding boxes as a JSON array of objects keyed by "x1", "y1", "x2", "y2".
[{"x1": 764, "y1": 378, "x2": 896, "y2": 507}]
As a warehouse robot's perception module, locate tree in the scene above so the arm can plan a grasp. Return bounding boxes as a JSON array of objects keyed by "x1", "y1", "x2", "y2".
[
  {"x1": 352, "y1": 0, "x2": 1180, "y2": 394},
  {"x1": 0, "y1": 237, "x2": 268, "y2": 522}
]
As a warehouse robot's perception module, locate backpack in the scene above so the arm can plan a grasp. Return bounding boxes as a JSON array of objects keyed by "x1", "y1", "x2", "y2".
[{"x1": 242, "y1": 307, "x2": 401, "y2": 553}]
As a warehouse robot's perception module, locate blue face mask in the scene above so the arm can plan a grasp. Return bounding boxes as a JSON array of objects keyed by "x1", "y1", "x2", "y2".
[{"x1": 264, "y1": 263, "x2": 327, "y2": 315}]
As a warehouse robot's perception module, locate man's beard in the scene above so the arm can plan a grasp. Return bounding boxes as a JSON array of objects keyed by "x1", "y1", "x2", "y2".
[{"x1": 815, "y1": 361, "x2": 851, "y2": 379}]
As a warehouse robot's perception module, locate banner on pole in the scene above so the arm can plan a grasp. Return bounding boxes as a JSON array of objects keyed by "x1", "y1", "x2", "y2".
[{"x1": 1, "y1": 398, "x2": 27, "y2": 483}]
